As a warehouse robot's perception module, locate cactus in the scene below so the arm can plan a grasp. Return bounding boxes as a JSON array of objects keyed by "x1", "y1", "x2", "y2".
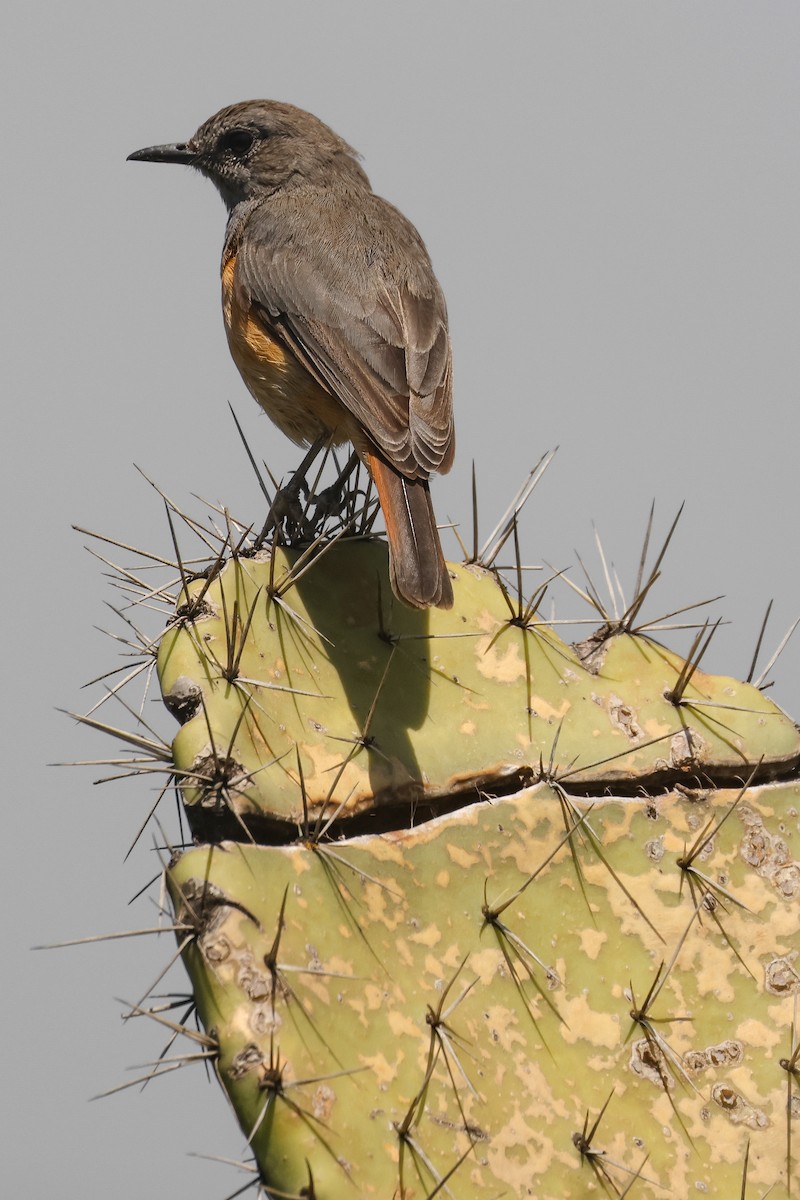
[{"x1": 74, "y1": 466, "x2": 800, "y2": 1199}]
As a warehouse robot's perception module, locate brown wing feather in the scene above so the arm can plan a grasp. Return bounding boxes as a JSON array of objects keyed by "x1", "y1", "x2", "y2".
[{"x1": 232, "y1": 186, "x2": 454, "y2": 480}]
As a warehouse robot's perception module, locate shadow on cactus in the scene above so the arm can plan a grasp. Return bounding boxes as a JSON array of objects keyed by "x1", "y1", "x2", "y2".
[{"x1": 67, "y1": 443, "x2": 800, "y2": 1199}]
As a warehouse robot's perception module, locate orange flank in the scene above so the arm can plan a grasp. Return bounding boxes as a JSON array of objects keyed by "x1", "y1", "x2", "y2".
[{"x1": 221, "y1": 253, "x2": 352, "y2": 447}]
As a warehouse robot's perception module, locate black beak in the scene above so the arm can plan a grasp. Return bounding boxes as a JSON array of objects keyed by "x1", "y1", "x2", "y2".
[{"x1": 127, "y1": 142, "x2": 196, "y2": 165}]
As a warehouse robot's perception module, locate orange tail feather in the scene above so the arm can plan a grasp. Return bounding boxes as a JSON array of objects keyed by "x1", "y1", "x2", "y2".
[{"x1": 364, "y1": 451, "x2": 453, "y2": 610}]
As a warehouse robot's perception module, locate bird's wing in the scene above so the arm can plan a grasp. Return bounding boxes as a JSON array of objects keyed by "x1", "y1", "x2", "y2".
[{"x1": 233, "y1": 191, "x2": 454, "y2": 479}]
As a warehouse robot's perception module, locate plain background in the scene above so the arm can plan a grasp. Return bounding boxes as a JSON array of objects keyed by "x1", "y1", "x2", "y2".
[{"x1": 3, "y1": 3, "x2": 799, "y2": 1196}]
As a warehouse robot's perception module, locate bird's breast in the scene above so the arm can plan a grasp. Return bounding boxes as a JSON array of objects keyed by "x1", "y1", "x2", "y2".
[{"x1": 221, "y1": 253, "x2": 350, "y2": 448}]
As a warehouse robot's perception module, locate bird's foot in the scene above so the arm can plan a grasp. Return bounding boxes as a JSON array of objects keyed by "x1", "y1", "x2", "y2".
[
  {"x1": 305, "y1": 453, "x2": 360, "y2": 535},
  {"x1": 253, "y1": 435, "x2": 330, "y2": 550}
]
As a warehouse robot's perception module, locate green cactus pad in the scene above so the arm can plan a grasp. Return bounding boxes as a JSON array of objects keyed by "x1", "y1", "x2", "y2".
[
  {"x1": 167, "y1": 778, "x2": 799, "y2": 1198},
  {"x1": 156, "y1": 541, "x2": 800, "y2": 840}
]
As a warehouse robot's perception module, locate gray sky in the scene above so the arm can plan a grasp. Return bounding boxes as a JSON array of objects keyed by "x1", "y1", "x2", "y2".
[{"x1": 4, "y1": 3, "x2": 799, "y2": 1196}]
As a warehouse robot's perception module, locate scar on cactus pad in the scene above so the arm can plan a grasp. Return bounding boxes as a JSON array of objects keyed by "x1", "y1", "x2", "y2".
[{"x1": 69, "y1": 445, "x2": 800, "y2": 1199}]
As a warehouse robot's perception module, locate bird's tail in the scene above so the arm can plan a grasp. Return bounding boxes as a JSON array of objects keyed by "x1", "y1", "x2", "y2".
[{"x1": 364, "y1": 450, "x2": 453, "y2": 610}]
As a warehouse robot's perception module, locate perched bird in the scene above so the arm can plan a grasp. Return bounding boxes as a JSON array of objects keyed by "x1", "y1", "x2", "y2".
[{"x1": 129, "y1": 100, "x2": 455, "y2": 609}]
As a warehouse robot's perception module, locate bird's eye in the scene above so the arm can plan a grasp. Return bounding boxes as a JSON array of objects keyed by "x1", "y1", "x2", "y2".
[{"x1": 218, "y1": 128, "x2": 256, "y2": 156}]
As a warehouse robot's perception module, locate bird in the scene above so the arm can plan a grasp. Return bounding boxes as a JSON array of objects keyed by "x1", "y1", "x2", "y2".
[{"x1": 128, "y1": 100, "x2": 455, "y2": 609}]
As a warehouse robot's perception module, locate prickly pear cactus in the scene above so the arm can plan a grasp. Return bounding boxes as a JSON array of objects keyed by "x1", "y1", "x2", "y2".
[{"x1": 78, "y1": 487, "x2": 800, "y2": 1199}]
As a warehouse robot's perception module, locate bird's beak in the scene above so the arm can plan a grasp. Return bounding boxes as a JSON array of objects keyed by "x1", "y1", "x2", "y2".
[{"x1": 127, "y1": 142, "x2": 196, "y2": 165}]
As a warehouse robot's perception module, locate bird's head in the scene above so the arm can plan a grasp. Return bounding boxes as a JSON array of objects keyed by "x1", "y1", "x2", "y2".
[{"x1": 128, "y1": 100, "x2": 369, "y2": 208}]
